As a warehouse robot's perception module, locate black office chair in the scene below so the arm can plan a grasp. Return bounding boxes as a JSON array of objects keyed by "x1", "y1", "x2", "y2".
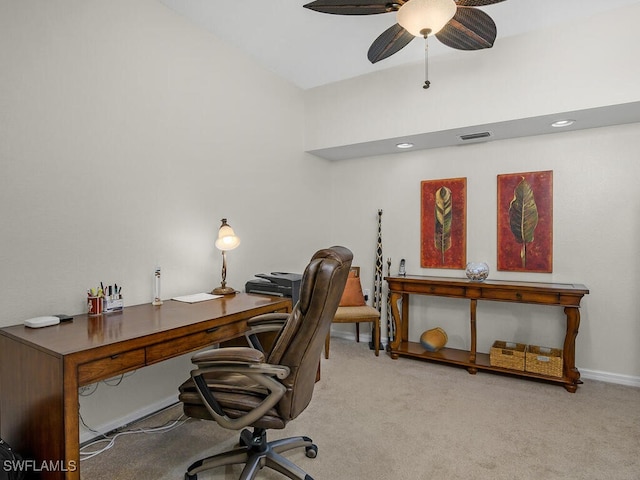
[{"x1": 178, "y1": 246, "x2": 353, "y2": 480}]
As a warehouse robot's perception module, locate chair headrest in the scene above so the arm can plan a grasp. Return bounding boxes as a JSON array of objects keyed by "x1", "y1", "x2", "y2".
[{"x1": 297, "y1": 246, "x2": 353, "y2": 314}]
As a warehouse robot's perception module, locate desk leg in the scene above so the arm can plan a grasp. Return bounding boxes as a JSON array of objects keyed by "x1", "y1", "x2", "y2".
[
  {"x1": 63, "y1": 357, "x2": 81, "y2": 480},
  {"x1": 563, "y1": 307, "x2": 581, "y2": 393},
  {"x1": 0, "y1": 338, "x2": 73, "y2": 480},
  {"x1": 468, "y1": 299, "x2": 478, "y2": 374}
]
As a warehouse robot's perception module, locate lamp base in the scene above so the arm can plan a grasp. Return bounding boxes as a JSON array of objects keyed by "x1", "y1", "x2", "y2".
[{"x1": 212, "y1": 286, "x2": 236, "y2": 295}]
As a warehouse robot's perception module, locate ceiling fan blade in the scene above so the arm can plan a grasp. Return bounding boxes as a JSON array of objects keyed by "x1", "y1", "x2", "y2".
[
  {"x1": 436, "y1": 7, "x2": 497, "y2": 50},
  {"x1": 455, "y1": 0, "x2": 506, "y2": 6},
  {"x1": 303, "y1": 0, "x2": 404, "y2": 15},
  {"x1": 368, "y1": 23, "x2": 415, "y2": 63}
]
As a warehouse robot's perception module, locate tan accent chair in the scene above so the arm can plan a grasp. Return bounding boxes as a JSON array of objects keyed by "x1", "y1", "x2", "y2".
[
  {"x1": 324, "y1": 266, "x2": 380, "y2": 359},
  {"x1": 178, "y1": 246, "x2": 352, "y2": 480}
]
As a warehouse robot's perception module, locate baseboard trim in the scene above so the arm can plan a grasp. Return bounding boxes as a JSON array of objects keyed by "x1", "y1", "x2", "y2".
[
  {"x1": 329, "y1": 330, "x2": 640, "y2": 388},
  {"x1": 79, "y1": 394, "x2": 179, "y2": 445},
  {"x1": 580, "y1": 369, "x2": 640, "y2": 388}
]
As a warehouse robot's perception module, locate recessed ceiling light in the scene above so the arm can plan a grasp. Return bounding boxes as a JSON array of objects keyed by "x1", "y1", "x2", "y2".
[
  {"x1": 551, "y1": 119, "x2": 575, "y2": 128},
  {"x1": 396, "y1": 142, "x2": 414, "y2": 149}
]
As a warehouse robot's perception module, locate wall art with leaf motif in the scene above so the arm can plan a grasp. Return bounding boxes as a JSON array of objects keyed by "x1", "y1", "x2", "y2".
[
  {"x1": 420, "y1": 178, "x2": 467, "y2": 269},
  {"x1": 497, "y1": 170, "x2": 553, "y2": 272}
]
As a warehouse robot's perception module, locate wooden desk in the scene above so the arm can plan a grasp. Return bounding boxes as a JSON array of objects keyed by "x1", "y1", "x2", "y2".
[
  {"x1": 0, "y1": 293, "x2": 291, "y2": 480},
  {"x1": 386, "y1": 275, "x2": 589, "y2": 392}
]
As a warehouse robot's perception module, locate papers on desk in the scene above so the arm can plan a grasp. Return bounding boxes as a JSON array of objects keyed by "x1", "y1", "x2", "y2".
[{"x1": 172, "y1": 293, "x2": 223, "y2": 303}]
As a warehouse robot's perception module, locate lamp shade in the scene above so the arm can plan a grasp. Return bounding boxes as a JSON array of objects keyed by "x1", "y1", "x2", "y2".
[
  {"x1": 397, "y1": 0, "x2": 456, "y2": 37},
  {"x1": 215, "y1": 219, "x2": 240, "y2": 251}
]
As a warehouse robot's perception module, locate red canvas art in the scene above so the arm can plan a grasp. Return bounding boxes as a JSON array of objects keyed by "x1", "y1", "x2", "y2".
[
  {"x1": 497, "y1": 170, "x2": 553, "y2": 272},
  {"x1": 420, "y1": 178, "x2": 467, "y2": 269}
]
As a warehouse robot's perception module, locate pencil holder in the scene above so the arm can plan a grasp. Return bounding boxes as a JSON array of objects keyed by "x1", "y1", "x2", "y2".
[
  {"x1": 103, "y1": 296, "x2": 124, "y2": 313},
  {"x1": 87, "y1": 296, "x2": 103, "y2": 316}
]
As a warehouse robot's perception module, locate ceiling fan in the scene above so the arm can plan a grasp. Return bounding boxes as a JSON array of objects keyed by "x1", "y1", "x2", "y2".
[{"x1": 303, "y1": 0, "x2": 506, "y2": 88}]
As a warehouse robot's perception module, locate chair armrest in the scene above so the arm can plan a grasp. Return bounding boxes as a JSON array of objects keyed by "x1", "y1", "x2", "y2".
[
  {"x1": 247, "y1": 312, "x2": 289, "y2": 329},
  {"x1": 245, "y1": 313, "x2": 290, "y2": 352},
  {"x1": 190, "y1": 349, "x2": 290, "y2": 430},
  {"x1": 191, "y1": 346, "x2": 265, "y2": 365}
]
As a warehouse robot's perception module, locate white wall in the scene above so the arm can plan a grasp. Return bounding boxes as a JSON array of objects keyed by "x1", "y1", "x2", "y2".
[{"x1": 0, "y1": 0, "x2": 332, "y2": 432}]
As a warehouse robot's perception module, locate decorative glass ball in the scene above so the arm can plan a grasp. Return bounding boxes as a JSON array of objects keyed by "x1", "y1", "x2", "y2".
[{"x1": 465, "y1": 262, "x2": 489, "y2": 282}]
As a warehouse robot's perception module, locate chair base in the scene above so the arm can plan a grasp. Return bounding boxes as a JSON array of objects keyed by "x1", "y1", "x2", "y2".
[{"x1": 185, "y1": 428, "x2": 317, "y2": 480}]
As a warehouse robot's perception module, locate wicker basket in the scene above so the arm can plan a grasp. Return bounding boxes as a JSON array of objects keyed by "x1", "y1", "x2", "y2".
[
  {"x1": 525, "y1": 345, "x2": 563, "y2": 377},
  {"x1": 490, "y1": 340, "x2": 526, "y2": 371}
]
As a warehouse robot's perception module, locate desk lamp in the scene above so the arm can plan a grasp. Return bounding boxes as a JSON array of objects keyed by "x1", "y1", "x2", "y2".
[{"x1": 212, "y1": 218, "x2": 240, "y2": 295}]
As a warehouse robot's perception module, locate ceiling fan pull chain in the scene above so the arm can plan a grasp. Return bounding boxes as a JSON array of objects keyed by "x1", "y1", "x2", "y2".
[{"x1": 423, "y1": 35, "x2": 430, "y2": 89}]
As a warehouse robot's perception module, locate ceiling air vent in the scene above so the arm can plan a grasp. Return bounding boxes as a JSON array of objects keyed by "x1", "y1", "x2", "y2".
[{"x1": 459, "y1": 131, "x2": 492, "y2": 141}]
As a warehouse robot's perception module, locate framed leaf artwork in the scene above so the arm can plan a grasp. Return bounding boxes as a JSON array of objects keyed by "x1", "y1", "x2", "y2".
[
  {"x1": 420, "y1": 178, "x2": 467, "y2": 269},
  {"x1": 497, "y1": 170, "x2": 553, "y2": 272}
]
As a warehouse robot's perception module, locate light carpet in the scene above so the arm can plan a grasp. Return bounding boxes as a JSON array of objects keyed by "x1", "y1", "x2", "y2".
[{"x1": 81, "y1": 337, "x2": 640, "y2": 480}]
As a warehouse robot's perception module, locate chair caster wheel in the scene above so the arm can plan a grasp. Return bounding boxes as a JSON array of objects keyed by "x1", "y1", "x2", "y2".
[
  {"x1": 185, "y1": 473, "x2": 197, "y2": 480},
  {"x1": 305, "y1": 444, "x2": 318, "y2": 458}
]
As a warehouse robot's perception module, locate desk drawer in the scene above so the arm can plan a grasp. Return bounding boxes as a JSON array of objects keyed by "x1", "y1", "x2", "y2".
[
  {"x1": 78, "y1": 348, "x2": 146, "y2": 385},
  {"x1": 146, "y1": 322, "x2": 247, "y2": 365}
]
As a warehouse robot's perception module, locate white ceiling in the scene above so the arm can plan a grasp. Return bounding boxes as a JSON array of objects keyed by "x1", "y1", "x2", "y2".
[
  {"x1": 159, "y1": 0, "x2": 640, "y2": 90},
  {"x1": 157, "y1": 0, "x2": 640, "y2": 159}
]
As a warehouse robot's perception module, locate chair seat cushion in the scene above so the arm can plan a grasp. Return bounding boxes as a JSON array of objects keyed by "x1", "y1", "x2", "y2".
[
  {"x1": 179, "y1": 373, "x2": 287, "y2": 430},
  {"x1": 333, "y1": 305, "x2": 380, "y2": 322}
]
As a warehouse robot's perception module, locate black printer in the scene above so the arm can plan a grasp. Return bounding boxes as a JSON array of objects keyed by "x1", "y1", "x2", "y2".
[{"x1": 245, "y1": 272, "x2": 302, "y2": 306}]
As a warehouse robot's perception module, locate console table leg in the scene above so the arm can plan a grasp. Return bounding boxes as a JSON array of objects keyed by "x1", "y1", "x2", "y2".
[
  {"x1": 469, "y1": 299, "x2": 477, "y2": 364},
  {"x1": 563, "y1": 306, "x2": 581, "y2": 392},
  {"x1": 401, "y1": 293, "x2": 409, "y2": 342},
  {"x1": 388, "y1": 292, "x2": 403, "y2": 357}
]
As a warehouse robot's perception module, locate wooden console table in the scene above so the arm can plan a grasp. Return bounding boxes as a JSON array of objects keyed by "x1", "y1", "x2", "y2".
[
  {"x1": 0, "y1": 293, "x2": 291, "y2": 480},
  {"x1": 385, "y1": 275, "x2": 589, "y2": 392}
]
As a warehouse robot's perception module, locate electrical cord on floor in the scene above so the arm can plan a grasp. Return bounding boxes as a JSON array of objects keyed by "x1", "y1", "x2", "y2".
[{"x1": 79, "y1": 406, "x2": 188, "y2": 461}]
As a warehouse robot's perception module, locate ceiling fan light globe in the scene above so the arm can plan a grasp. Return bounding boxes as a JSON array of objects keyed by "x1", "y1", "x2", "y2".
[{"x1": 397, "y1": 0, "x2": 457, "y2": 37}]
